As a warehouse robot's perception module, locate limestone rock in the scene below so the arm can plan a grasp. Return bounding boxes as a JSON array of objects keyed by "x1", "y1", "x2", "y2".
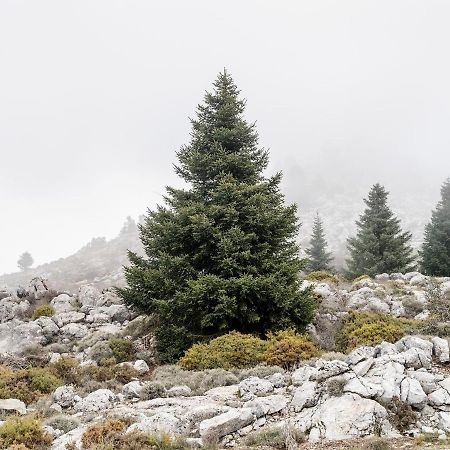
[
  {"x1": 75, "y1": 389, "x2": 116, "y2": 413},
  {"x1": 53, "y1": 385, "x2": 76, "y2": 408},
  {"x1": 199, "y1": 408, "x2": 254, "y2": 441},
  {"x1": 0, "y1": 398, "x2": 26, "y2": 415}
]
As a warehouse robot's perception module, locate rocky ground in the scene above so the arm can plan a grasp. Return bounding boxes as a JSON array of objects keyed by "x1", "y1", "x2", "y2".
[{"x1": 1, "y1": 274, "x2": 450, "y2": 449}]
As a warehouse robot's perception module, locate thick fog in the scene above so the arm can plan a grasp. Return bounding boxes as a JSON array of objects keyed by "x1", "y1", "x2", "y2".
[{"x1": 1, "y1": 1, "x2": 450, "y2": 274}]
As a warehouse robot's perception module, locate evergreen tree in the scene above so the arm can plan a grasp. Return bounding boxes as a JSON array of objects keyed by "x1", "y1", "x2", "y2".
[
  {"x1": 346, "y1": 183, "x2": 415, "y2": 277},
  {"x1": 420, "y1": 179, "x2": 450, "y2": 276},
  {"x1": 118, "y1": 71, "x2": 315, "y2": 362},
  {"x1": 17, "y1": 252, "x2": 34, "y2": 271},
  {"x1": 305, "y1": 213, "x2": 333, "y2": 272}
]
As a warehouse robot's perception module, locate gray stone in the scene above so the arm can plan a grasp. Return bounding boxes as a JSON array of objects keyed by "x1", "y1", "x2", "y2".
[
  {"x1": 50, "y1": 294, "x2": 78, "y2": 314},
  {"x1": 0, "y1": 398, "x2": 26, "y2": 415},
  {"x1": 167, "y1": 385, "x2": 192, "y2": 397},
  {"x1": 122, "y1": 381, "x2": 143, "y2": 399},
  {"x1": 53, "y1": 312, "x2": 85, "y2": 328},
  {"x1": 127, "y1": 412, "x2": 187, "y2": 436},
  {"x1": 53, "y1": 385, "x2": 76, "y2": 408},
  {"x1": 291, "y1": 381, "x2": 318, "y2": 411},
  {"x1": 199, "y1": 408, "x2": 255, "y2": 441},
  {"x1": 239, "y1": 377, "x2": 274, "y2": 401},
  {"x1": 75, "y1": 389, "x2": 116, "y2": 413},
  {"x1": 432, "y1": 337, "x2": 450, "y2": 363}
]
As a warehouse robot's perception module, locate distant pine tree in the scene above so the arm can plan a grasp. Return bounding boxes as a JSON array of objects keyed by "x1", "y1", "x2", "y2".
[
  {"x1": 305, "y1": 213, "x2": 333, "y2": 272},
  {"x1": 118, "y1": 71, "x2": 315, "y2": 362},
  {"x1": 17, "y1": 252, "x2": 34, "y2": 271},
  {"x1": 346, "y1": 183, "x2": 415, "y2": 277},
  {"x1": 420, "y1": 179, "x2": 450, "y2": 276}
]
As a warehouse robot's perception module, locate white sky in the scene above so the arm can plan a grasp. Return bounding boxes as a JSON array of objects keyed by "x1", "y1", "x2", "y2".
[{"x1": 1, "y1": 1, "x2": 450, "y2": 273}]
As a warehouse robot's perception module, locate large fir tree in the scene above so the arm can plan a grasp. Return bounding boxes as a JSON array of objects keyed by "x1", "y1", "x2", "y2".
[
  {"x1": 119, "y1": 71, "x2": 315, "y2": 362},
  {"x1": 346, "y1": 183, "x2": 415, "y2": 277},
  {"x1": 420, "y1": 179, "x2": 450, "y2": 276},
  {"x1": 305, "y1": 213, "x2": 333, "y2": 272}
]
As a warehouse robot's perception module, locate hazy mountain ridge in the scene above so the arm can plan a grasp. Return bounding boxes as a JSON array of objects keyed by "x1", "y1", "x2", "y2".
[
  {"x1": 0, "y1": 189, "x2": 435, "y2": 291},
  {"x1": 0, "y1": 218, "x2": 143, "y2": 292}
]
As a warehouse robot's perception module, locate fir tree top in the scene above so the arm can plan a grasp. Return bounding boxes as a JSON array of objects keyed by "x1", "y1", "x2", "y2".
[
  {"x1": 420, "y1": 178, "x2": 450, "y2": 276},
  {"x1": 305, "y1": 213, "x2": 333, "y2": 273},
  {"x1": 346, "y1": 183, "x2": 415, "y2": 277},
  {"x1": 176, "y1": 70, "x2": 269, "y2": 194}
]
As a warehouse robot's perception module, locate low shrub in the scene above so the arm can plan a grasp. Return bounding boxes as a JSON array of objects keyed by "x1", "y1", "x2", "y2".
[
  {"x1": 264, "y1": 329, "x2": 319, "y2": 368},
  {"x1": 361, "y1": 437, "x2": 392, "y2": 450},
  {"x1": 109, "y1": 339, "x2": 135, "y2": 363},
  {"x1": 244, "y1": 424, "x2": 305, "y2": 449},
  {"x1": 304, "y1": 271, "x2": 339, "y2": 285},
  {"x1": 426, "y1": 278, "x2": 450, "y2": 322},
  {"x1": 140, "y1": 381, "x2": 166, "y2": 400},
  {"x1": 0, "y1": 415, "x2": 52, "y2": 449},
  {"x1": 0, "y1": 365, "x2": 62, "y2": 404},
  {"x1": 151, "y1": 365, "x2": 238, "y2": 395},
  {"x1": 353, "y1": 274, "x2": 371, "y2": 283},
  {"x1": 179, "y1": 331, "x2": 268, "y2": 370},
  {"x1": 81, "y1": 420, "x2": 189, "y2": 450},
  {"x1": 45, "y1": 415, "x2": 80, "y2": 433},
  {"x1": 48, "y1": 357, "x2": 80, "y2": 385},
  {"x1": 326, "y1": 377, "x2": 346, "y2": 397},
  {"x1": 31, "y1": 304, "x2": 55, "y2": 320},
  {"x1": 380, "y1": 396, "x2": 417, "y2": 432},
  {"x1": 402, "y1": 296, "x2": 424, "y2": 318},
  {"x1": 336, "y1": 311, "x2": 415, "y2": 352},
  {"x1": 81, "y1": 418, "x2": 128, "y2": 448}
]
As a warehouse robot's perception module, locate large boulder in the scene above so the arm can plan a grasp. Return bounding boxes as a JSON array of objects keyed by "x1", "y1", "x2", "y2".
[
  {"x1": 53, "y1": 385, "x2": 76, "y2": 408},
  {"x1": 75, "y1": 389, "x2": 116, "y2": 413},
  {"x1": 431, "y1": 337, "x2": 450, "y2": 363},
  {"x1": 0, "y1": 398, "x2": 26, "y2": 415},
  {"x1": 50, "y1": 294, "x2": 78, "y2": 314},
  {"x1": 78, "y1": 285, "x2": 102, "y2": 309},
  {"x1": 244, "y1": 394, "x2": 288, "y2": 417},
  {"x1": 0, "y1": 319, "x2": 45, "y2": 354},
  {"x1": 0, "y1": 298, "x2": 29, "y2": 323},
  {"x1": 127, "y1": 412, "x2": 187, "y2": 436},
  {"x1": 238, "y1": 377, "x2": 274, "y2": 401},
  {"x1": 53, "y1": 312, "x2": 85, "y2": 328},
  {"x1": 199, "y1": 408, "x2": 255, "y2": 441},
  {"x1": 35, "y1": 316, "x2": 60, "y2": 341},
  {"x1": 295, "y1": 393, "x2": 396, "y2": 440},
  {"x1": 291, "y1": 381, "x2": 318, "y2": 412}
]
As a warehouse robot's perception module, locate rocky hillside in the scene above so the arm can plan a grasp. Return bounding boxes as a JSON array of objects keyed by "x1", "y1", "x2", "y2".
[
  {"x1": 0, "y1": 274, "x2": 450, "y2": 448},
  {"x1": 0, "y1": 219, "x2": 143, "y2": 292}
]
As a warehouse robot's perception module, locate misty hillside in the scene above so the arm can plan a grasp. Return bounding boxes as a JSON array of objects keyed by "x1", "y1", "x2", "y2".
[
  {"x1": 0, "y1": 188, "x2": 434, "y2": 291},
  {"x1": 0, "y1": 218, "x2": 143, "y2": 291}
]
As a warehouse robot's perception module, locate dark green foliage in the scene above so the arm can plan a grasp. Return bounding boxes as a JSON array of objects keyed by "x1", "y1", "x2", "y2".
[
  {"x1": 346, "y1": 184, "x2": 415, "y2": 277},
  {"x1": 420, "y1": 179, "x2": 450, "y2": 276},
  {"x1": 108, "y1": 339, "x2": 134, "y2": 363},
  {"x1": 118, "y1": 71, "x2": 315, "y2": 362},
  {"x1": 305, "y1": 213, "x2": 333, "y2": 272}
]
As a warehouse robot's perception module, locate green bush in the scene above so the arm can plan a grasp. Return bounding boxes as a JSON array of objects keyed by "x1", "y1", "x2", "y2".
[
  {"x1": 336, "y1": 311, "x2": 415, "y2": 352},
  {"x1": 304, "y1": 271, "x2": 339, "y2": 284},
  {"x1": 352, "y1": 274, "x2": 372, "y2": 283},
  {"x1": 109, "y1": 339, "x2": 135, "y2": 363},
  {"x1": 0, "y1": 365, "x2": 62, "y2": 404},
  {"x1": 179, "y1": 331, "x2": 268, "y2": 370},
  {"x1": 263, "y1": 329, "x2": 319, "y2": 368},
  {"x1": 0, "y1": 415, "x2": 52, "y2": 449},
  {"x1": 32, "y1": 304, "x2": 55, "y2": 320}
]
